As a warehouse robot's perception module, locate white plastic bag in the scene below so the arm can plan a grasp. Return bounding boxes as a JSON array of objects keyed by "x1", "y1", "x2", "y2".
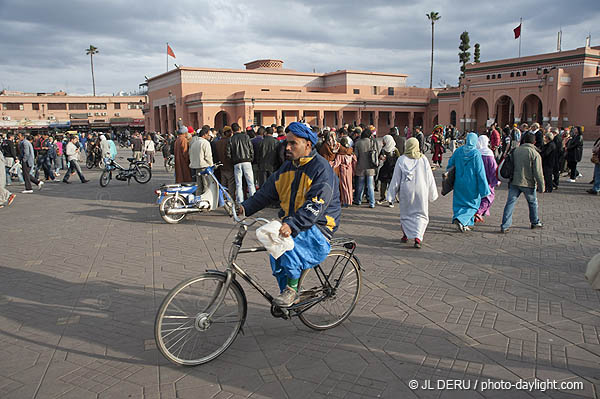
[{"x1": 256, "y1": 220, "x2": 294, "y2": 259}]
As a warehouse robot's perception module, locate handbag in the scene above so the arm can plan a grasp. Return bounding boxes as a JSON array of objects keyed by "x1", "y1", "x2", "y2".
[
  {"x1": 441, "y1": 166, "x2": 455, "y2": 196},
  {"x1": 592, "y1": 153, "x2": 600, "y2": 165}
]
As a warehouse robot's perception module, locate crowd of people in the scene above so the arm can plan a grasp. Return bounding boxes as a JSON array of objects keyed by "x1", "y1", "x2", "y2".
[
  {"x1": 0, "y1": 129, "x2": 168, "y2": 208},
  {"x1": 2, "y1": 121, "x2": 598, "y2": 243}
]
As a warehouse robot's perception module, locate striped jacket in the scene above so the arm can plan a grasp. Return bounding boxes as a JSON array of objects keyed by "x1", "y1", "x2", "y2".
[{"x1": 242, "y1": 150, "x2": 341, "y2": 240}]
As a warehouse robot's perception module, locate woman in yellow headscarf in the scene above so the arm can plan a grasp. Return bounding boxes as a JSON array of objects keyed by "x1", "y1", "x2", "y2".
[{"x1": 386, "y1": 138, "x2": 438, "y2": 248}]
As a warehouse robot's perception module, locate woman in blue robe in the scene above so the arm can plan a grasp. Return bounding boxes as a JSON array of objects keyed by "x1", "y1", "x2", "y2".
[{"x1": 446, "y1": 133, "x2": 491, "y2": 232}]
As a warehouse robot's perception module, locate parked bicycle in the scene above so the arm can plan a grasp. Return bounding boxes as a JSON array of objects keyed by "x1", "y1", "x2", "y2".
[
  {"x1": 99, "y1": 157, "x2": 151, "y2": 187},
  {"x1": 154, "y1": 206, "x2": 362, "y2": 366}
]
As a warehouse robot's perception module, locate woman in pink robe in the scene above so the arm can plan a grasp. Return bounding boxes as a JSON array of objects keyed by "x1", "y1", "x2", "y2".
[{"x1": 337, "y1": 137, "x2": 355, "y2": 208}]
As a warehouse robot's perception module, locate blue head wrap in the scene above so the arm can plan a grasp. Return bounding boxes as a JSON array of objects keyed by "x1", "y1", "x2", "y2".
[{"x1": 287, "y1": 122, "x2": 317, "y2": 145}]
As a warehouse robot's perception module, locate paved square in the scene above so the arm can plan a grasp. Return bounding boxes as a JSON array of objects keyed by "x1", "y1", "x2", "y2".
[{"x1": 1, "y1": 149, "x2": 599, "y2": 398}]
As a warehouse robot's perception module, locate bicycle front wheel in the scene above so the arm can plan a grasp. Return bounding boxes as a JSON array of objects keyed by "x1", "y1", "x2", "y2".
[
  {"x1": 99, "y1": 170, "x2": 111, "y2": 187},
  {"x1": 297, "y1": 250, "x2": 361, "y2": 330},
  {"x1": 155, "y1": 272, "x2": 247, "y2": 366}
]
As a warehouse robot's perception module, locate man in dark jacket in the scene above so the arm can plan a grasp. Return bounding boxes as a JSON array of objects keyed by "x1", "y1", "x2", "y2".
[
  {"x1": 239, "y1": 122, "x2": 340, "y2": 307},
  {"x1": 257, "y1": 126, "x2": 280, "y2": 187},
  {"x1": 226, "y1": 123, "x2": 255, "y2": 201},
  {"x1": 566, "y1": 126, "x2": 584, "y2": 182},
  {"x1": 390, "y1": 127, "x2": 405, "y2": 155},
  {"x1": 214, "y1": 126, "x2": 235, "y2": 198},
  {"x1": 413, "y1": 127, "x2": 425, "y2": 153},
  {"x1": 551, "y1": 128, "x2": 563, "y2": 189}
]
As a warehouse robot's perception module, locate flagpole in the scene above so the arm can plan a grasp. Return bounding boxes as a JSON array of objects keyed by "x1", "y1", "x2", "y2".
[
  {"x1": 518, "y1": 18, "x2": 522, "y2": 58},
  {"x1": 166, "y1": 42, "x2": 169, "y2": 72}
]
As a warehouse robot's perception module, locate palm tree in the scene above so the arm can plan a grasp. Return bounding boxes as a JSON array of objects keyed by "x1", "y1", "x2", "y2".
[
  {"x1": 426, "y1": 12, "x2": 441, "y2": 89},
  {"x1": 85, "y1": 45, "x2": 99, "y2": 96}
]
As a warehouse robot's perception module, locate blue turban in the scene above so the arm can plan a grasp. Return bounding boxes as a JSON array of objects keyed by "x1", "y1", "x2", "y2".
[{"x1": 287, "y1": 122, "x2": 317, "y2": 145}]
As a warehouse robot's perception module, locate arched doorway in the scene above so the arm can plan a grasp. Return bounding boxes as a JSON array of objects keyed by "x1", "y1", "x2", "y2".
[
  {"x1": 470, "y1": 97, "x2": 489, "y2": 133},
  {"x1": 559, "y1": 99, "x2": 568, "y2": 128},
  {"x1": 450, "y1": 110, "x2": 457, "y2": 127},
  {"x1": 214, "y1": 110, "x2": 229, "y2": 130},
  {"x1": 521, "y1": 94, "x2": 542, "y2": 125},
  {"x1": 494, "y1": 95, "x2": 514, "y2": 128}
]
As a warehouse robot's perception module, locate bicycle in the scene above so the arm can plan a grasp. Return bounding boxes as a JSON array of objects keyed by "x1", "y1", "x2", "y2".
[
  {"x1": 99, "y1": 156, "x2": 151, "y2": 187},
  {"x1": 154, "y1": 207, "x2": 363, "y2": 366}
]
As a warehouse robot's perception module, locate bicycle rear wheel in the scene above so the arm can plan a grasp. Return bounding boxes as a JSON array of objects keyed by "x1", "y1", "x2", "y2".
[
  {"x1": 134, "y1": 165, "x2": 151, "y2": 184},
  {"x1": 155, "y1": 272, "x2": 247, "y2": 366},
  {"x1": 297, "y1": 250, "x2": 361, "y2": 330}
]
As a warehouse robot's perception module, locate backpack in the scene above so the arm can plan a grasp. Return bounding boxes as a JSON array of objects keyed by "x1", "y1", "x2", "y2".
[
  {"x1": 369, "y1": 138, "x2": 379, "y2": 168},
  {"x1": 498, "y1": 150, "x2": 514, "y2": 182}
]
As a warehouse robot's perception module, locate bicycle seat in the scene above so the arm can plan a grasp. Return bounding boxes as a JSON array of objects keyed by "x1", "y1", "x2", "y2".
[
  {"x1": 180, "y1": 182, "x2": 196, "y2": 187},
  {"x1": 127, "y1": 157, "x2": 135, "y2": 162}
]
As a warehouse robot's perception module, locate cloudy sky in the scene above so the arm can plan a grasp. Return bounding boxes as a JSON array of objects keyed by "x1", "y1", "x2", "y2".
[{"x1": 0, "y1": 0, "x2": 598, "y2": 95}]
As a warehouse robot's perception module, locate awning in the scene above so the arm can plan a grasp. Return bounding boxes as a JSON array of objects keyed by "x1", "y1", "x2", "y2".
[
  {"x1": 90, "y1": 122, "x2": 110, "y2": 128},
  {"x1": 110, "y1": 117, "x2": 133, "y2": 126},
  {"x1": 70, "y1": 119, "x2": 90, "y2": 126},
  {"x1": 70, "y1": 113, "x2": 89, "y2": 119},
  {"x1": 49, "y1": 121, "x2": 71, "y2": 129}
]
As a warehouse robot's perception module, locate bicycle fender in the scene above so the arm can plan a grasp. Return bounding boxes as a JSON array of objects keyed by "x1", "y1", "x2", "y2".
[
  {"x1": 204, "y1": 270, "x2": 248, "y2": 334},
  {"x1": 352, "y1": 255, "x2": 364, "y2": 271}
]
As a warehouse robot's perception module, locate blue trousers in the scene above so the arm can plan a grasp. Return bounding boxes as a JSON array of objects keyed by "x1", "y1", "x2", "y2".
[
  {"x1": 269, "y1": 225, "x2": 331, "y2": 292},
  {"x1": 501, "y1": 184, "x2": 539, "y2": 230}
]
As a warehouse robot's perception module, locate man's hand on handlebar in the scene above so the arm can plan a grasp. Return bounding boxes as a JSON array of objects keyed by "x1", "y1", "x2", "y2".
[{"x1": 235, "y1": 204, "x2": 245, "y2": 218}]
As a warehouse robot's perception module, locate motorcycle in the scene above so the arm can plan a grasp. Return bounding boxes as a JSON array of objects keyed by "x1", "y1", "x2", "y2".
[
  {"x1": 99, "y1": 157, "x2": 152, "y2": 187},
  {"x1": 86, "y1": 147, "x2": 104, "y2": 169},
  {"x1": 164, "y1": 154, "x2": 174, "y2": 172},
  {"x1": 156, "y1": 163, "x2": 234, "y2": 224}
]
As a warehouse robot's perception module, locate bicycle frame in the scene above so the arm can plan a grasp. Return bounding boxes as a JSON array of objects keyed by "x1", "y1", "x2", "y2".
[{"x1": 205, "y1": 218, "x2": 359, "y2": 321}]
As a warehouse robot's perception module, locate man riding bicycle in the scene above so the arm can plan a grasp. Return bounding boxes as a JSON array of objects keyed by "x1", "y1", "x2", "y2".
[{"x1": 238, "y1": 122, "x2": 341, "y2": 308}]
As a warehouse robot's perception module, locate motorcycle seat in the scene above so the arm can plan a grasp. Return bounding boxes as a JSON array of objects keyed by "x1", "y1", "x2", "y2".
[
  {"x1": 180, "y1": 182, "x2": 196, "y2": 187},
  {"x1": 127, "y1": 157, "x2": 135, "y2": 163}
]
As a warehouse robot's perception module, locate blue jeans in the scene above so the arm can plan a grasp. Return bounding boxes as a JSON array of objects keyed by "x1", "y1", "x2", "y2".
[
  {"x1": 501, "y1": 184, "x2": 540, "y2": 230},
  {"x1": 234, "y1": 162, "x2": 256, "y2": 202},
  {"x1": 355, "y1": 175, "x2": 375, "y2": 207},
  {"x1": 593, "y1": 163, "x2": 600, "y2": 192}
]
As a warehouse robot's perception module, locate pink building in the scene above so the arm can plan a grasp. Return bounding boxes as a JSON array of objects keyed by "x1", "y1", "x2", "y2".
[
  {"x1": 145, "y1": 59, "x2": 436, "y2": 136},
  {"x1": 437, "y1": 45, "x2": 600, "y2": 140},
  {"x1": 0, "y1": 90, "x2": 146, "y2": 132}
]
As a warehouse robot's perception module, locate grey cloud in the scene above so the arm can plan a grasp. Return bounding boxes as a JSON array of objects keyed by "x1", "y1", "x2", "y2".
[{"x1": 0, "y1": 0, "x2": 597, "y2": 94}]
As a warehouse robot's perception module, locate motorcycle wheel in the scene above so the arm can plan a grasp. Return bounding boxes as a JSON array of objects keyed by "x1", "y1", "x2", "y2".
[
  {"x1": 99, "y1": 170, "x2": 111, "y2": 187},
  {"x1": 134, "y1": 165, "x2": 152, "y2": 184},
  {"x1": 86, "y1": 158, "x2": 94, "y2": 169},
  {"x1": 160, "y1": 195, "x2": 187, "y2": 224}
]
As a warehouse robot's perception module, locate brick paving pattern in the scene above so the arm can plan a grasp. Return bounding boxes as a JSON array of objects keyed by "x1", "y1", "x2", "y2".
[{"x1": 1, "y1": 148, "x2": 599, "y2": 398}]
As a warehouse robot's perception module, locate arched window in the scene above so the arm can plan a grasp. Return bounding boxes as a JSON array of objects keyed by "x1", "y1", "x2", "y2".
[
  {"x1": 596, "y1": 105, "x2": 600, "y2": 126},
  {"x1": 450, "y1": 110, "x2": 457, "y2": 126}
]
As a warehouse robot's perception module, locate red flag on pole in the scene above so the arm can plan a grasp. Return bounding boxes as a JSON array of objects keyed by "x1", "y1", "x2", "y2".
[
  {"x1": 167, "y1": 44, "x2": 176, "y2": 58},
  {"x1": 513, "y1": 24, "x2": 521, "y2": 39}
]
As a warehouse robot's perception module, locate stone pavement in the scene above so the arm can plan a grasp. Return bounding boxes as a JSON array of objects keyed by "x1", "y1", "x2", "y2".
[{"x1": 0, "y1": 148, "x2": 599, "y2": 399}]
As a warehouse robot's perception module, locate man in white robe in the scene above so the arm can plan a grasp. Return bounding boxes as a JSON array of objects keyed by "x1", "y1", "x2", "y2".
[{"x1": 386, "y1": 137, "x2": 438, "y2": 248}]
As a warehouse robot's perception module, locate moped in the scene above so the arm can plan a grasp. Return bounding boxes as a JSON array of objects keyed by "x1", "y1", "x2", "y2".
[{"x1": 156, "y1": 163, "x2": 234, "y2": 224}]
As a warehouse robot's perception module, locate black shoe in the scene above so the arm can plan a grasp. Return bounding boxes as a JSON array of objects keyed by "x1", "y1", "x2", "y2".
[
  {"x1": 587, "y1": 189, "x2": 599, "y2": 195},
  {"x1": 63, "y1": 180, "x2": 71, "y2": 184},
  {"x1": 81, "y1": 180, "x2": 89, "y2": 183},
  {"x1": 531, "y1": 222, "x2": 543, "y2": 229}
]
